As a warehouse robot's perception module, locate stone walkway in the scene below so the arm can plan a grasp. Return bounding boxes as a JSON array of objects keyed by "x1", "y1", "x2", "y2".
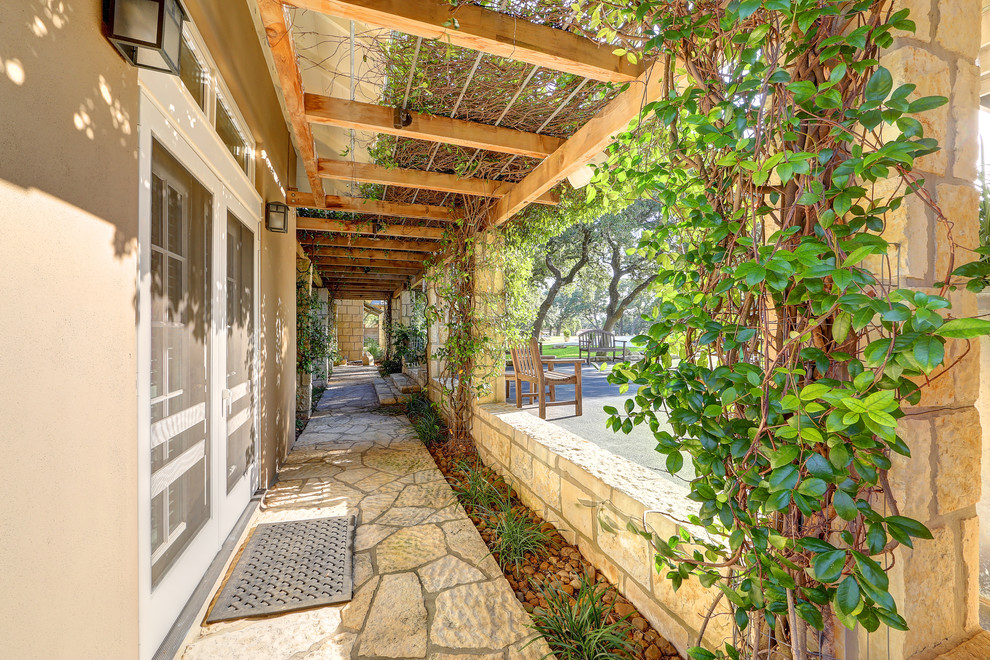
[{"x1": 179, "y1": 365, "x2": 550, "y2": 660}]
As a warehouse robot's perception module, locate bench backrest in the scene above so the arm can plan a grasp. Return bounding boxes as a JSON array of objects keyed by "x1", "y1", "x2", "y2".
[
  {"x1": 578, "y1": 329, "x2": 614, "y2": 348},
  {"x1": 510, "y1": 338, "x2": 543, "y2": 379}
]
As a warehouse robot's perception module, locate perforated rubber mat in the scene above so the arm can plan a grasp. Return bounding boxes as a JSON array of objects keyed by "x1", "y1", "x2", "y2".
[{"x1": 206, "y1": 516, "x2": 354, "y2": 622}]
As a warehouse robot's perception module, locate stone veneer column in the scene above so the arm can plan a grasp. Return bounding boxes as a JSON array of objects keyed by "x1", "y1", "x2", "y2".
[
  {"x1": 334, "y1": 299, "x2": 366, "y2": 362},
  {"x1": 473, "y1": 234, "x2": 507, "y2": 405},
  {"x1": 864, "y1": 1, "x2": 983, "y2": 658}
]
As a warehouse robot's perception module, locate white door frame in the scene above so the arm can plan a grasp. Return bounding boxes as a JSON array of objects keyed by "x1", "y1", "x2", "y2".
[{"x1": 136, "y1": 70, "x2": 263, "y2": 660}]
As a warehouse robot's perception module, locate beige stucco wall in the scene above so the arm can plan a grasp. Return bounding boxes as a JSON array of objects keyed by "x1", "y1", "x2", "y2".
[
  {"x1": 0, "y1": 2, "x2": 141, "y2": 658},
  {"x1": 187, "y1": 0, "x2": 298, "y2": 488},
  {"x1": 0, "y1": 1, "x2": 298, "y2": 657}
]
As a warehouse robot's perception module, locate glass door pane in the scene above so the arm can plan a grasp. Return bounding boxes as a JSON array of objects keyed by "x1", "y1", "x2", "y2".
[
  {"x1": 225, "y1": 213, "x2": 254, "y2": 492},
  {"x1": 149, "y1": 139, "x2": 212, "y2": 587}
]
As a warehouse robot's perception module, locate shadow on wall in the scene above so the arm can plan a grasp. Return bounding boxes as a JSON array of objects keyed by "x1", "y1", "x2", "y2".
[{"x1": 0, "y1": 0, "x2": 140, "y2": 261}]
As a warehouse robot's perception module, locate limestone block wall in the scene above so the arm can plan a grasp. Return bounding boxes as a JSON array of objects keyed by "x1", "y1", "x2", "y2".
[
  {"x1": 868, "y1": 1, "x2": 984, "y2": 658},
  {"x1": 335, "y1": 299, "x2": 365, "y2": 361},
  {"x1": 470, "y1": 403, "x2": 729, "y2": 657}
]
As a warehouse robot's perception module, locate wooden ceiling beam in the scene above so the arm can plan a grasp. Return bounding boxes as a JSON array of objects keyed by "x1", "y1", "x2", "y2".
[
  {"x1": 304, "y1": 94, "x2": 564, "y2": 158},
  {"x1": 318, "y1": 159, "x2": 559, "y2": 205},
  {"x1": 311, "y1": 260, "x2": 424, "y2": 272},
  {"x1": 324, "y1": 284, "x2": 400, "y2": 292},
  {"x1": 310, "y1": 256, "x2": 427, "y2": 269},
  {"x1": 257, "y1": 0, "x2": 325, "y2": 206},
  {"x1": 287, "y1": 190, "x2": 460, "y2": 221},
  {"x1": 297, "y1": 217, "x2": 446, "y2": 240},
  {"x1": 300, "y1": 235, "x2": 439, "y2": 252},
  {"x1": 282, "y1": 0, "x2": 642, "y2": 83},
  {"x1": 306, "y1": 246, "x2": 434, "y2": 261},
  {"x1": 314, "y1": 265, "x2": 422, "y2": 276},
  {"x1": 487, "y1": 65, "x2": 665, "y2": 227}
]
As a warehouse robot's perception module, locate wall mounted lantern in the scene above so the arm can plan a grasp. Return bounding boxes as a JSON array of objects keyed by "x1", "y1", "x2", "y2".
[
  {"x1": 102, "y1": 0, "x2": 186, "y2": 76},
  {"x1": 266, "y1": 202, "x2": 289, "y2": 233}
]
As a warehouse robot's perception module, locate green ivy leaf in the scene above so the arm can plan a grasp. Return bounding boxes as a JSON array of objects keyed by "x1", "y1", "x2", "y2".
[
  {"x1": 812, "y1": 549, "x2": 846, "y2": 583},
  {"x1": 835, "y1": 576, "x2": 861, "y2": 615},
  {"x1": 864, "y1": 67, "x2": 893, "y2": 104},
  {"x1": 935, "y1": 318, "x2": 990, "y2": 339},
  {"x1": 832, "y1": 489, "x2": 859, "y2": 521}
]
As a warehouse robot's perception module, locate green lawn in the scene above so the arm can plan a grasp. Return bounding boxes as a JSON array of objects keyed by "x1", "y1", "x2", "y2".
[{"x1": 539, "y1": 345, "x2": 581, "y2": 358}]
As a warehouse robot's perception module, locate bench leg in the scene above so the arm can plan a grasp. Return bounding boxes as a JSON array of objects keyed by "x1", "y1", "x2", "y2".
[
  {"x1": 515, "y1": 378, "x2": 522, "y2": 408},
  {"x1": 575, "y1": 364, "x2": 582, "y2": 417},
  {"x1": 539, "y1": 381, "x2": 547, "y2": 419}
]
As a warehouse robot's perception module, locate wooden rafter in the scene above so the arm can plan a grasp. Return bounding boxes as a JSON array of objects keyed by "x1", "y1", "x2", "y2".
[
  {"x1": 318, "y1": 159, "x2": 559, "y2": 205},
  {"x1": 487, "y1": 65, "x2": 665, "y2": 227},
  {"x1": 311, "y1": 259, "x2": 424, "y2": 272},
  {"x1": 282, "y1": 0, "x2": 643, "y2": 83},
  {"x1": 297, "y1": 217, "x2": 446, "y2": 240},
  {"x1": 316, "y1": 265, "x2": 422, "y2": 276},
  {"x1": 257, "y1": 0, "x2": 325, "y2": 206},
  {"x1": 304, "y1": 94, "x2": 565, "y2": 158},
  {"x1": 307, "y1": 246, "x2": 433, "y2": 261},
  {"x1": 310, "y1": 256, "x2": 427, "y2": 269},
  {"x1": 287, "y1": 191, "x2": 459, "y2": 221},
  {"x1": 326, "y1": 282, "x2": 402, "y2": 297},
  {"x1": 300, "y1": 235, "x2": 439, "y2": 252},
  {"x1": 322, "y1": 274, "x2": 410, "y2": 283}
]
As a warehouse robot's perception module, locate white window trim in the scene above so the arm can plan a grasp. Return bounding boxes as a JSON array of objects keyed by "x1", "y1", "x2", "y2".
[{"x1": 177, "y1": 20, "x2": 256, "y2": 184}]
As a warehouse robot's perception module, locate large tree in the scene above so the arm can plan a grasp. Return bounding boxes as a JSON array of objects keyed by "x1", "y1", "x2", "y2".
[
  {"x1": 530, "y1": 224, "x2": 593, "y2": 339},
  {"x1": 597, "y1": 200, "x2": 662, "y2": 332}
]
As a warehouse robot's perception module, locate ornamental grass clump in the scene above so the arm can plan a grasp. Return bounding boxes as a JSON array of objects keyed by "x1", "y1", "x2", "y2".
[
  {"x1": 528, "y1": 575, "x2": 635, "y2": 660},
  {"x1": 451, "y1": 461, "x2": 504, "y2": 512},
  {"x1": 485, "y1": 498, "x2": 556, "y2": 572}
]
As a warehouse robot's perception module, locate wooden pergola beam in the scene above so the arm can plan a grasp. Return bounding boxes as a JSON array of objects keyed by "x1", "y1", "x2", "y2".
[
  {"x1": 315, "y1": 264, "x2": 422, "y2": 276},
  {"x1": 322, "y1": 276, "x2": 410, "y2": 285},
  {"x1": 487, "y1": 65, "x2": 665, "y2": 227},
  {"x1": 304, "y1": 94, "x2": 564, "y2": 158},
  {"x1": 287, "y1": 191, "x2": 460, "y2": 221},
  {"x1": 257, "y1": 0, "x2": 325, "y2": 206},
  {"x1": 300, "y1": 235, "x2": 439, "y2": 252},
  {"x1": 311, "y1": 259, "x2": 424, "y2": 272},
  {"x1": 307, "y1": 246, "x2": 434, "y2": 261},
  {"x1": 310, "y1": 256, "x2": 427, "y2": 269},
  {"x1": 332, "y1": 292, "x2": 396, "y2": 300},
  {"x1": 324, "y1": 284, "x2": 399, "y2": 292},
  {"x1": 297, "y1": 217, "x2": 446, "y2": 240},
  {"x1": 319, "y1": 159, "x2": 559, "y2": 205},
  {"x1": 282, "y1": 0, "x2": 642, "y2": 83}
]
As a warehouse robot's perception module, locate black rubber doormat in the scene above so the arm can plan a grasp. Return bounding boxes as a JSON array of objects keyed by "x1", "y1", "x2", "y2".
[{"x1": 206, "y1": 516, "x2": 354, "y2": 623}]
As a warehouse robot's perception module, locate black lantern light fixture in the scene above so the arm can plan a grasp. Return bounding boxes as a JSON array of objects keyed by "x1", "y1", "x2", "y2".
[
  {"x1": 102, "y1": 0, "x2": 186, "y2": 76},
  {"x1": 266, "y1": 202, "x2": 289, "y2": 233}
]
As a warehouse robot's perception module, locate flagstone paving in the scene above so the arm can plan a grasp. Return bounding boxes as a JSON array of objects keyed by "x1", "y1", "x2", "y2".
[{"x1": 179, "y1": 365, "x2": 550, "y2": 660}]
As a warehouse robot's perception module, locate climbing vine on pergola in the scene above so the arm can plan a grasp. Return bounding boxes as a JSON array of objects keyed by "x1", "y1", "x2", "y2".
[{"x1": 570, "y1": 0, "x2": 990, "y2": 658}]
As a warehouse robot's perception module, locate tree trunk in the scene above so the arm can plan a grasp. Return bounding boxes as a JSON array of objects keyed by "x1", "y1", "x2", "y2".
[
  {"x1": 603, "y1": 274, "x2": 658, "y2": 333},
  {"x1": 531, "y1": 227, "x2": 593, "y2": 339}
]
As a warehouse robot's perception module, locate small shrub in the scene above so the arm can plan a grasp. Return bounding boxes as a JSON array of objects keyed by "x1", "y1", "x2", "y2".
[
  {"x1": 486, "y1": 498, "x2": 556, "y2": 571},
  {"x1": 364, "y1": 337, "x2": 383, "y2": 361},
  {"x1": 452, "y1": 461, "x2": 504, "y2": 511},
  {"x1": 378, "y1": 356, "x2": 402, "y2": 376},
  {"x1": 528, "y1": 576, "x2": 635, "y2": 660}
]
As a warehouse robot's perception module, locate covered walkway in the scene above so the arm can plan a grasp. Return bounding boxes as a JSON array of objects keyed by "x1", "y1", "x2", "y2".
[{"x1": 178, "y1": 366, "x2": 548, "y2": 659}]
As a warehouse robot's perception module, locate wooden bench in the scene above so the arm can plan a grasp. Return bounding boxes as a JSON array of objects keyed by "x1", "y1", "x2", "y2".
[
  {"x1": 577, "y1": 329, "x2": 627, "y2": 365},
  {"x1": 509, "y1": 339, "x2": 582, "y2": 419}
]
